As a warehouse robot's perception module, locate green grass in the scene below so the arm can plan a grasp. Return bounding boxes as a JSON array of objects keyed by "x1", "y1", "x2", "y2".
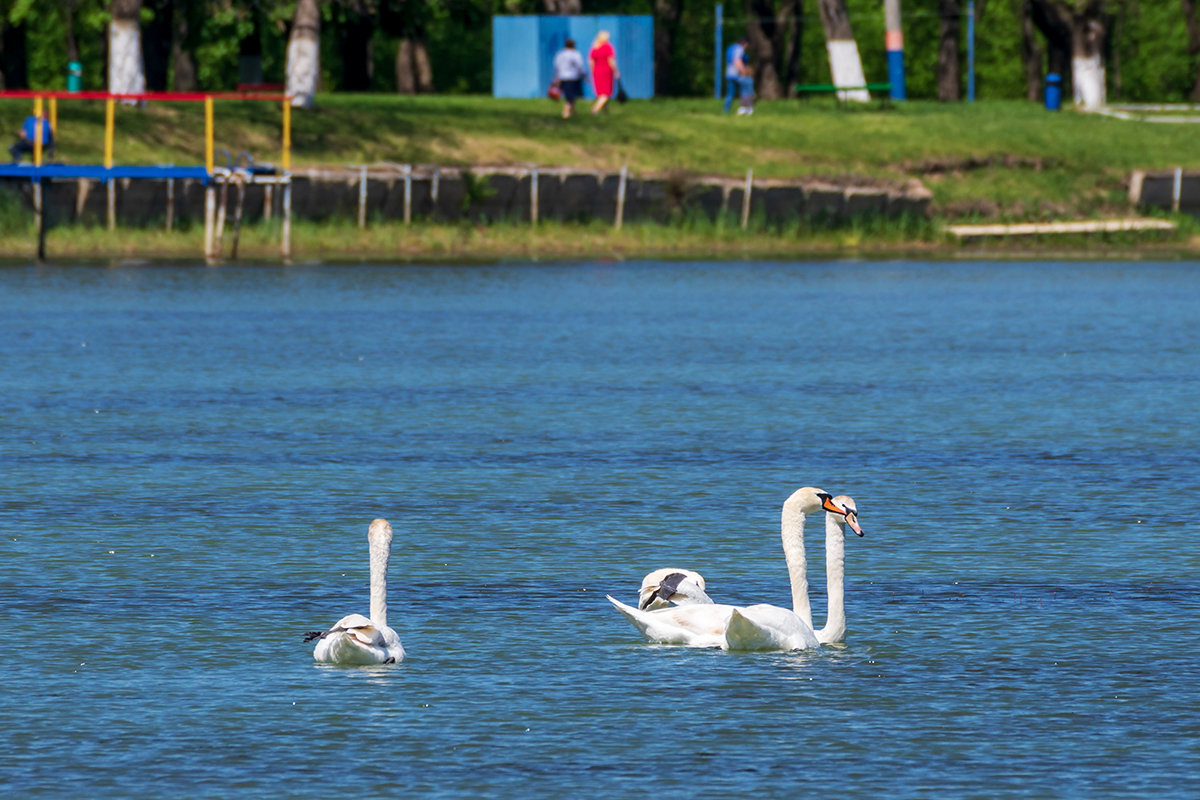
[
  {"x1": 5, "y1": 94, "x2": 1199, "y2": 259},
  {"x1": 5, "y1": 93, "x2": 1197, "y2": 221}
]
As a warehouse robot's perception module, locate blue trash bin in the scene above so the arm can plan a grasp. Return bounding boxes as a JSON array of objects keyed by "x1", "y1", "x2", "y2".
[
  {"x1": 1045, "y1": 73, "x2": 1062, "y2": 111},
  {"x1": 67, "y1": 61, "x2": 82, "y2": 92}
]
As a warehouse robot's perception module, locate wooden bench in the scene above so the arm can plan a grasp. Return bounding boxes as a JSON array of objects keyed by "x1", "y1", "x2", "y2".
[{"x1": 794, "y1": 83, "x2": 892, "y2": 108}]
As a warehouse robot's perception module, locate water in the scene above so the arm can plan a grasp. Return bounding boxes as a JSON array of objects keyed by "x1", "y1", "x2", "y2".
[{"x1": 2, "y1": 260, "x2": 1198, "y2": 798}]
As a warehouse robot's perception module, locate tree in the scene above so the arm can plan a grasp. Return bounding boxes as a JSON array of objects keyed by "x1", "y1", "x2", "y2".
[
  {"x1": 110, "y1": 0, "x2": 147, "y2": 94},
  {"x1": 1029, "y1": 0, "x2": 1112, "y2": 107},
  {"x1": 287, "y1": 0, "x2": 321, "y2": 107},
  {"x1": 381, "y1": 0, "x2": 432, "y2": 94},
  {"x1": 744, "y1": 0, "x2": 804, "y2": 100},
  {"x1": 1018, "y1": 0, "x2": 1046, "y2": 101},
  {"x1": 654, "y1": 0, "x2": 684, "y2": 98},
  {"x1": 1183, "y1": 0, "x2": 1200, "y2": 100},
  {"x1": 937, "y1": 0, "x2": 961, "y2": 101},
  {"x1": 815, "y1": 0, "x2": 868, "y2": 101}
]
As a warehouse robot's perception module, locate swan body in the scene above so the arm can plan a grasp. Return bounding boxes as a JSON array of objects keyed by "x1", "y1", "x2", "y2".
[
  {"x1": 607, "y1": 595, "x2": 734, "y2": 647},
  {"x1": 638, "y1": 568, "x2": 714, "y2": 610},
  {"x1": 306, "y1": 519, "x2": 406, "y2": 665},
  {"x1": 611, "y1": 487, "x2": 852, "y2": 651}
]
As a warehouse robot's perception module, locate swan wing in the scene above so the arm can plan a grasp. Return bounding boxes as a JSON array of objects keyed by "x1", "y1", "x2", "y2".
[
  {"x1": 608, "y1": 595, "x2": 732, "y2": 647},
  {"x1": 638, "y1": 569, "x2": 714, "y2": 610},
  {"x1": 311, "y1": 614, "x2": 402, "y2": 665},
  {"x1": 725, "y1": 604, "x2": 819, "y2": 651}
]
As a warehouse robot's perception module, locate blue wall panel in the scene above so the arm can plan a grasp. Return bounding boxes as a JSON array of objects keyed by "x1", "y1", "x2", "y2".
[{"x1": 493, "y1": 16, "x2": 655, "y2": 99}]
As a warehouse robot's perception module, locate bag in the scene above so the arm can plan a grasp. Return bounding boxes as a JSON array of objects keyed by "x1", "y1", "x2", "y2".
[
  {"x1": 615, "y1": 79, "x2": 628, "y2": 103},
  {"x1": 548, "y1": 79, "x2": 562, "y2": 101}
]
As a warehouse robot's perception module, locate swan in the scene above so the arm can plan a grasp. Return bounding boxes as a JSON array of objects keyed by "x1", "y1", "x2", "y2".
[
  {"x1": 607, "y1": 487, "x2": 852, "y2": 651},
  {"x1": 638, "y1": 568, "x2": 714, "y2": 610},
  {"x1": 812, "y1": 495, "x2": 863, "y2": 644},
  {"x1": 304, "y1": 518, "x2": 406, "y2": 665}
]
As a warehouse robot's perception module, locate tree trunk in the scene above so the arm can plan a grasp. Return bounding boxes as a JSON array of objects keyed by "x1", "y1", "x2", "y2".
[
  {"x1": 239, "y1": 10, "x2": 264, "y2": 87},
  {"x1": 745, "y1": 0, "x2": 783, "y2": 99},
  {"x1": 110, "y1": 0, "x2": 147, "y2": 95},
  {"x1": 1019, "y1": 0, "x2": 1045, "y2": 101},
  {"x1": 395, "y1": 36, "x2": 433, "y2": 94},
  {"x1": 816, "y1": 0, "x2": 868, "y2": 101},
  {"x1": 287, "y1": 0, "x2": 321, "y2": 108},
  {"x1": 143, "y1": 0, "x2": 173, "y2": 92},
  {"x1": 654, "y1": 0, "x2": 683, "y2": 96},
  {"x1": 171, "y1": 0, "x2": 197, "y2": 90},
  {"x1": 937, "y1": 0, "x2": 961, "y2": 102},
  {"x1": 64, "y1": 0, "x2": 81, "y2": 64},
  {"x1": 340, "y1": 6, "x2": 375, "y2": 92},
  {"x1": 542, "y1": 0, "x2": 582, "y2": 12},
  {"x1": 1182, "y1": 0, "x2": 1200, "y2": 100},
  {"x1": 0, "y1": 19, "x2": 29, "y2": 90},
  {"x1": 1030, "y1": 0, "x2": 1108, "y2": 108}
]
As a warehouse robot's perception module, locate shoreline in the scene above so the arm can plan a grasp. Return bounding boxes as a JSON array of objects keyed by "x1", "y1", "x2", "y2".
[{"x1": 3, "y1": 218, "x2": 1196, "y2": 264}]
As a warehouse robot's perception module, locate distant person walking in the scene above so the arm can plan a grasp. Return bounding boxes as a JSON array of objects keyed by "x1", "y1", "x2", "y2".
[
  {"x1": 552, "y1": 38, "x2": 586, "y2": 119},
  {"x1": 589, "y1": 30, "x2": 619, "y2": 115},
  {"x1": 724, "y1": 37, "x2": 755, "y2": 115}
]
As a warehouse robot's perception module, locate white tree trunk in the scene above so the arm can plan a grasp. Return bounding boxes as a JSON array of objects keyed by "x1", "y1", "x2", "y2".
[
  {"x1": 109, "y1": 7, "x2": 146, "y2": 95},
  {"x1": 817, "y1": 0, "x2": 869, "y2": 102},
  {"x1": 286, "y1": 0, "x2": 321, "y2": 109},
  {"x1": 1072, "y1": 54, "x2": 1105, "y2": 107}
]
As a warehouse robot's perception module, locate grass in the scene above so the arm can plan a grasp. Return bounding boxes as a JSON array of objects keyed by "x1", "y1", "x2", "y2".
[{"x1": 3, "y1": 93, "x2": 1198, "y2": 259}]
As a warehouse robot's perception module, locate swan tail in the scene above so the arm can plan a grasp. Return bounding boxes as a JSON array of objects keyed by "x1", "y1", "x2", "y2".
[{"x1": 303, "y1": 630, "x2": 327, "y2": 642}]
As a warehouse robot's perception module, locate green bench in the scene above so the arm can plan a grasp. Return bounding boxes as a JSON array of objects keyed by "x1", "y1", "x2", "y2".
[{"x1": 794, "y1": 82, "x2": 893, "y2": 108}]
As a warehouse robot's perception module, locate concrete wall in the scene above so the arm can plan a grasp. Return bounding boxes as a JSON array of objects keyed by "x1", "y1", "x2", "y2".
[
  {"x1": 1129, "y1": 169, "x2": 1200, "y2": 215},
  {"x1": 2, "y1": 167, "x2": 932, "y2": 230}
]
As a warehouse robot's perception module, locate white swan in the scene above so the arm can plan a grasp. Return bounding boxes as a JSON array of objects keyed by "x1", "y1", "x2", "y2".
[
  {"x1": 608, "y1": 487, "x2": 852, "y2": 651},
  {"x1": 812, "y1": 495, "x2": 863, "y2": 644},
  {"x1": 638, "y1": 568, "x2": 714, "y2": 610},
  {"x1": 305, "y1": 518, "x2": 406, "y2": 665}
]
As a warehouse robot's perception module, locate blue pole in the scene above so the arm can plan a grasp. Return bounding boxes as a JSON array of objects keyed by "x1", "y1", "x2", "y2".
[
  {"x1": 884, "y1": 0, "x2": 905, "y2": 101},
  {"x1": 967, "y1": 1, "x2": 975, "y2": 102},
  {"x1": 714, "y1": 4, "x2": 724, "y2": 99}
]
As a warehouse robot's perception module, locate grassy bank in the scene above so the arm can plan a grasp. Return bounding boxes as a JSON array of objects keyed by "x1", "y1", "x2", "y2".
[
  {"x1": 3, "y1": 94, "x2": 1198, "y2": 259},
  {"x1": 7, "y1": 214, "x2": 1197, "y2": 263}
]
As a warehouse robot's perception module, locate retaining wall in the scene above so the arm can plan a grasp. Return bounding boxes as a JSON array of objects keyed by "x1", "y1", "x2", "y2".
[{"x1": 1, "y1": 166, "x2": 932, "y2": 229}]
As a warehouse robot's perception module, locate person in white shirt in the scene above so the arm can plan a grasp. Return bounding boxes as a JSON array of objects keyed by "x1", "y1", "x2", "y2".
[{"x1": 552, "y1": 38, "x2": 587, "y2": 119}]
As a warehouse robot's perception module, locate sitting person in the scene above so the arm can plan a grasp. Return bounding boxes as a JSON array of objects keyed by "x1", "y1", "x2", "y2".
[{"x1": 10, "y1": 113, "x2": 53, "y2": 163}]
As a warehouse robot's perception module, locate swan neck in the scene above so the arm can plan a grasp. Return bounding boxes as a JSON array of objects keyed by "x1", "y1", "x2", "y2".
[
  {"x1": 817, "y1": 515, "x2": 847, "y2": 644},
  {"x1": 369, "y1": 536, "x2": 390, "y2": 629},
  {"x1": 781, "y1": 501, "x2": 813, "y2": 631}
]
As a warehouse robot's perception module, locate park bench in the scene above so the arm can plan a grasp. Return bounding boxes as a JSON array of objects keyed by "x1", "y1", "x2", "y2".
[{"x1": 794, "y1": 82, "x2": 892, "y2": 108}]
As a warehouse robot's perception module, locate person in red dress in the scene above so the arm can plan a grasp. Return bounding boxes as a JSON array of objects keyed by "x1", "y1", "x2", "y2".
[{"x1": 588, "y1": 30, "x2": 619, "y2": 114}]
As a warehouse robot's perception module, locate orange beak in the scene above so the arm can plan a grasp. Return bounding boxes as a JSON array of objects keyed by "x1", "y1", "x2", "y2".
[{"x1": 844, "y1": 512, "x2": 864, "y2": 537}]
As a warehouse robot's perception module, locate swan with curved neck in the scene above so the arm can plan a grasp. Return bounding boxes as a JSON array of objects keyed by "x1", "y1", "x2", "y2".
[
  {"x1": 304, "y1": 518, "x2": 406, "y2": 665},
  {"x1": 607, "y1": 487, "x2": 851, "y2": 650},
  {"x1": 811, "y1": 495, "x2": 863, "y2": 643},
  {"x1": 638, "y1": 568, "x2": 714, "y2": 610}
]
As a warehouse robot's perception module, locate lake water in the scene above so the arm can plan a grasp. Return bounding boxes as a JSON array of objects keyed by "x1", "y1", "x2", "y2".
[{"x1": 2, "y1": 260, "x2": 1198, "y2": 798}]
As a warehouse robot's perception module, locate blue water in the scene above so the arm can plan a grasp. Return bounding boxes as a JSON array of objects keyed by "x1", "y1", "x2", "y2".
[{"x1": 2, "y1": 260, "x2": 1198, "y2": 798}]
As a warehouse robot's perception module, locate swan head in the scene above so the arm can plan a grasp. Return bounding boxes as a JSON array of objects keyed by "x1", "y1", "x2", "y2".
[
  {"x1": 785, "y1": 486, "x2": 841, "y2": 515},
  {"x1": 830, "y1": 495, "x2": 864, "y2": 537},
  {"x1": 368, "y1": 518, "x2": 393, "y2": 548}
]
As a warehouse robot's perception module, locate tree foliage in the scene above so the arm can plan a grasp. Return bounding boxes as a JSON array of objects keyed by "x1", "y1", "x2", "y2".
[{"x1": 0, "y1": 0, "x2": 1197, "y2": 100}]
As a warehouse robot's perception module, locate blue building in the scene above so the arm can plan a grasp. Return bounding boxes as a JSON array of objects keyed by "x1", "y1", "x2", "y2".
[{"x1": 492, "y1": 15, "x2": 654, "y2": 100}]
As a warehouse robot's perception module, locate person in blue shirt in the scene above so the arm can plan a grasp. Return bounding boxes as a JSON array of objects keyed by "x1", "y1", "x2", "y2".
[
  {"x1": 724, "y1": 37, "x2": 755, "y2": 115},
  {"x1": 10, "y1": 113, "x2": 53, "y2": 162}
]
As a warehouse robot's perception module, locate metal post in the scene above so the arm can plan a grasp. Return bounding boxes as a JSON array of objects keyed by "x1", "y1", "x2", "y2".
[
  {"x1": 714, "y1": 4, "x2": 724, "y2": 99},
  {"x1": 107, "y1": 181, "x2": 116, "y2": 232},
  {"x1": 204, "y1": 184, "x2": 216, "y2": 260},
  {"x1": 967, "y1": 1, "x2": 976, "y2": 103},
  {"x1": 741, "y1": 168, "x2": 753, "y2": 229},
  {"x1": 166, "y1": 177, "x2": 175, "y2": 232},
  {"x1": 530, "y1": 166, "x2": 539, "y2": 225},
  {"x1": 403, "y1": 164, "x2": 412, "y2": 224},
  {"x1": 358, "y1": 164, "x2": 368, "y2": 229},
  {"x1": 281, "y1": 180, "x2": 292, "y2": 260},
  {"x1": 34, "y1": 181, "x2": 45, "y2": 261},
  {"x1": 615, "y1": 165, "x2": 628, "y2": 230},
  {"x1": 1173, "y1": 168, "x2": 1183, "y2": 212},
  {"x1": 884, "y1": 0, "x2": 906, "y2": 100}
]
